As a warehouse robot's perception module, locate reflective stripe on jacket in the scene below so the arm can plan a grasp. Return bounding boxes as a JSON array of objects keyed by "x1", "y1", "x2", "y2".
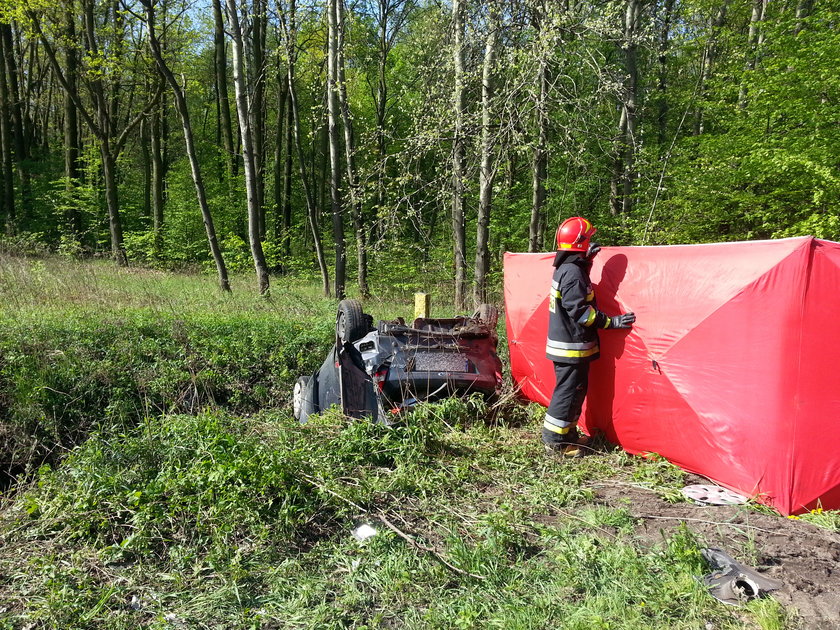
[{"x1": 546, "y1": 253, "x2": 610, "y2": 364}]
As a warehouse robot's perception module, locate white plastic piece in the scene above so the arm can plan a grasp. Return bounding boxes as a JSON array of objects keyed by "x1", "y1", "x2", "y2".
[
  {"x1": 682, "y1": 484, "x2": 748, "y2": 505},
  {"x1": 351, "y1": 523, "x2": 378, "y2": 542}
]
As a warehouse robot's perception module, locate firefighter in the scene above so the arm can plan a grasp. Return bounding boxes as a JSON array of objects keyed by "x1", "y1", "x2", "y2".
[{"x1": 544, "y1": 216, "x2": 635, "y2": 456}]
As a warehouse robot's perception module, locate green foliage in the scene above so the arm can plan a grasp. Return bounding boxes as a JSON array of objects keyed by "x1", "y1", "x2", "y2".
[
  {"x1": 0, "y1": 309, "x2": 332, "y2": 475},
  {"x1": 649, "y1": 5, "x2": 840, "y2": 245},
  {"x1": 2, "y1": 399, "x2": 784, "y2": 630},
  {"x1": 21, "y1": 410, "x2": 442, "y2": 558},
  {"x1": 0, "y1": 406, "x2": 452, "y2": 626},
  {"x1": 6, "y1": 0, "x2": 839, "y2": 297},
  {"x1": 0, "y1": 255, "x2": 337, "y2": 480}
]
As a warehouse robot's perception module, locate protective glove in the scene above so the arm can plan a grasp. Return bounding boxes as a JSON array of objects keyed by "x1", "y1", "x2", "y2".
[
  {"x1": 586, "y1": 242, "x2": 601, "y2": 260},
  {"x1": 609, "y1": 312, "x2": 635, "y2": 329}
]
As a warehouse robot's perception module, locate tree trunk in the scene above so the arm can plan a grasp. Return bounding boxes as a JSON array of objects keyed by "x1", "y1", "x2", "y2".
[
  {"x1": 21, "y1": 31, "x2": 38, "y2": 152},
  {"x1": 529, "y1": 1, "x2": 548, "y2": 253},
  {"x1": 622, "y1": 0, "x2": 640, "y2": 215},
  {"x1": 0, "y1": 31, "x2": 13, "y2": 235},
  {"x1": 251, "y1": 0, "x2": 267, "y2": 240},
  {"x1": 151, "y1": 99, "x2": 165, "y2": 255},
  {"x1": 143, "y1": 0, "x2": 231, "y2": 292},
  {"x1": 213, "y1": 0, "x2": 236, "y2": 178},
  {"x1": 795, "y1": 0, "x2": 814, "y2": 34},
  {"x1": 656, "y1": 0, "x2": 674, "y2": 145},
  {"x1": 529, "y1": 106, "x2": 547, "y2": 251},
  {"x1": 337, "y1": 0, "x2": 368, "y2": 297},
  {"x1": 140, "y1": 116, "x2": 152, "y2": 220},
  {"x1": 63, "y1": 5, "x2": 81, "y2": 235},
  {"x1": 281, "y1": 0, "x2": 330, "y2": 296},
  {"x1": 610, "y1": 0, "x2": 642, "y2": 215},
  {"x1": 273, "y1": 74, "x2": 288, "y2": 241},
  {"x1": 226, "y1": 0, "x2": 270, "y2": 295},
  {"x1": 1, "y1": 23, "x2": 32, "y2": 222},
  {"x1": 327, "y1": 0, "x2": 346, "y2": 300},
  {"x1": 82, "y1": 0, "x2": 127, "y2": 263},
  {"x1": 317, "y1": 118, "x2": 328, "y2": 226},
  {"x1": 101, "y1": 145, "x2": 127, "y2": 265},
  {"x1": 474, "y1": 5, "x2": 499, "y2": 307},
  {"x1": 282, "y1": 88, "x2": 293, "y2": 256},
  {"x1": 738, "y1": 0, "x2": 767, "y2": 108},
  {"x1": 41, "y1": 78, "x2": 53, "y2": 155},
  {"x1": 451, "y1": 0, "x2": 467, "y2": 309},
  {"x1": 694, "y1": 0, "x2": 728, "y2": 135},
  {"x1": 375, "y1": 0, "x2": 388, "y2": 232}
]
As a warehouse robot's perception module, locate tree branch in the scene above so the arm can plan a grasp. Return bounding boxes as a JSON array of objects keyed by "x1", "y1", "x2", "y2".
[
  {"x1": 114, "y1": 84, "x2": 162, "y2": 154},
  {"x1": 27, "y1": 10, "x2": 102, "y2": 139}
]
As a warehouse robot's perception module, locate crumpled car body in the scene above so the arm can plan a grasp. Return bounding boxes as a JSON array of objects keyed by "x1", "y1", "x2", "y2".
[{"x1": 294, "y1": 301, "x2": 503, "y2": 424}]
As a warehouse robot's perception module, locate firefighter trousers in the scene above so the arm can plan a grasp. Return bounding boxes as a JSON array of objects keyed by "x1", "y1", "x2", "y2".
[{"x1": 542, "y1": 362, "x2": 590, "y2": 446}]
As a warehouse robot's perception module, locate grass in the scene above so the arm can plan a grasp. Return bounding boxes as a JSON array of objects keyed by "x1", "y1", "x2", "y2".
[
  {"x1": 1, "y1": 406, "x2": 753, "y2": 629},
  {"x1": 0, "y1": 254, "x2": 829, "y2": 628},
  {"x1": 0, "y1": 253, "x2": 467, "y2": 321}
]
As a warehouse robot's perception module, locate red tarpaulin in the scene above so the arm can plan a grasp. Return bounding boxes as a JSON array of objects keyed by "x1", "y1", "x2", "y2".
[{"x1": 504, "y1": 237, "x2": 840, "y2": 515}]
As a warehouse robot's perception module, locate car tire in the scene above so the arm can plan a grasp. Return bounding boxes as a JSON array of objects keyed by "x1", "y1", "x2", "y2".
[
  {"x1": 336, "y1": 299, "x2": 367, "y2": 343},
  {"x1": 475, "y1": 303, "x2": 499, "y2": 329},
  {"x1": 293, "y1": 375, "x2": 310, "y2": 421}
]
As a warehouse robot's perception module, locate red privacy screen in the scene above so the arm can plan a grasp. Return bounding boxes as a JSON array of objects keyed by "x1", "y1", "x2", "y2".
[{"x1": 504, "y1": 237, "x2": 840, "y2": 515}]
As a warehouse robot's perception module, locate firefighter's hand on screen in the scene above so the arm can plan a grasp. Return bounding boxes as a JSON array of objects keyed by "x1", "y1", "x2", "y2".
[
  {"x1": 586, "y1": 242, "x2": 601, "y2": 259},
  {"x1": 610, "y1": 312, "x2": 635, "y2": 329}
]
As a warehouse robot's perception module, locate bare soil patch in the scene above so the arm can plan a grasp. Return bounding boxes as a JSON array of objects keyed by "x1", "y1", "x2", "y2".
[{"x1": 591, "y1": 476, "x2": 840, "y2": 628}]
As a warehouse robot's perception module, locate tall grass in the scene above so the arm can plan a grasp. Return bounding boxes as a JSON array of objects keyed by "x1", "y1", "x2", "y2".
[
  {"x1": 0, "y1": 255, "x2": 337, "y2": 483},
  {"x1": 0, "y1": 402, "x2": 773, "y2": 629},
  {"x1": 0, "y1": 253, "x2": 465, "y2": 321}
]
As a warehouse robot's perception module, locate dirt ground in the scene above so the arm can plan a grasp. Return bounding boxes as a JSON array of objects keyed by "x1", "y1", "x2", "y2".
[{"x1": 590, "y1": 475, "x2": 840, "y2": 629}]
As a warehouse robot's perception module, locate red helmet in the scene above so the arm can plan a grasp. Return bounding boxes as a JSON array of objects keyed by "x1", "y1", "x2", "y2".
[{"x1": 555, "y1": 216, "x2": 596, "y2": 252}]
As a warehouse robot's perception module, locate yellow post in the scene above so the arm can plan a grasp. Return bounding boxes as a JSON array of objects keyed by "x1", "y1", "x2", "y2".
[{"x1": 414, "y1": 292, "x2": 430, "y2": 320}]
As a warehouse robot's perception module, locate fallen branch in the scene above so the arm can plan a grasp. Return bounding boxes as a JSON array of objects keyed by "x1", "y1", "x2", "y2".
[
  {"x1": 375, "y1": 511, "x2": 485, "y2": 580},
  {"x1": 301, "y1": 473, "x2": 485, "y2": 580},
  {"x1": 301, "y1": 473, "x2": 366, "y2": 512}
]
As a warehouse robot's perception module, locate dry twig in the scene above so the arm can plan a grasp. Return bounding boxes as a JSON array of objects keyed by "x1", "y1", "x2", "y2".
[
  {"x1": 375, "y1": 511, "x2": 485, "y2": 580},
  {"x1": 301, "y1": 473, "x2": 485, "y2": 580}
]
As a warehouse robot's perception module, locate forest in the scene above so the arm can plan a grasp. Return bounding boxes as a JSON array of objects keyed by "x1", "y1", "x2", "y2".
[{"x1": 0, "y1": 0, "x2": 837, "y2": 302}]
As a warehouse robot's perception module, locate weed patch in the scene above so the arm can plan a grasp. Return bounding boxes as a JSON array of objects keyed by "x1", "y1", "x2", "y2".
[
  {"x1": 0, "y1": 399, "x2": 811, "y2": 629},
  {"x1": 0, "y1": 310, "x2": 332, "y2": 484}
]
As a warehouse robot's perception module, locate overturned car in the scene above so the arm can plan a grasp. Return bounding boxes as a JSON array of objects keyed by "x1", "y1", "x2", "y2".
[{"x1": 293, "y1": 300, "x2": 503, "y2": 423}]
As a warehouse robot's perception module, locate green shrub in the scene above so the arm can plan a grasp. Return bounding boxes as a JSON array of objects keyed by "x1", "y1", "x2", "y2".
[
  {"x1": 0, "y1": 310, "x2": 333, "y2": 479},
  {"x1": 15, "y1": 409, "x2": 449, "y2": 560}
]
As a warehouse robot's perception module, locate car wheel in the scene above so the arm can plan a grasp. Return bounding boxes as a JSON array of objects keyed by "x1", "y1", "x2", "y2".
[
  {"x1": 475, "y1": 303, "x2": 498, "y2": 329},
  {"x1": 336, "y1": 299, "x2": 367, "y2": 343},
  {"x1": 293, "y1": 376, "x2": 310, "y2": 420}
]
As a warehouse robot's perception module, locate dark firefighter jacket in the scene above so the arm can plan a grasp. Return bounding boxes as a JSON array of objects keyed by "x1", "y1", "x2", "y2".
[{"x1": 546, "y1": 252, "x2": 614, "y2": 364}]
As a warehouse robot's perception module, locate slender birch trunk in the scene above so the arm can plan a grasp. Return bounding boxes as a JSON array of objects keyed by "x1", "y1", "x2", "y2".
[
  {"x1": 474, "y1": 4, "x2": 499, "y2": 306},
  {"x1": 451, "y1": 0, "x2": 467, "y2": 309},
  {"x1": 529, "y1": 0, "x2": 548, "y2": 252},
  {"x1": 327, "y1": 0, "x2": 346, "y2": 300},
  {"x1": 142, "y1": 0, "x2": 231, "y2": 292},
  {"x1": 226, "y1": 0, "x2": 270, "y2": 295},
  {"x1": 336, "y1": 0, "x2": 368, "y2": 297},
  {"x1": 213, "y1": 0, "x2": 236, "y2": 178}
]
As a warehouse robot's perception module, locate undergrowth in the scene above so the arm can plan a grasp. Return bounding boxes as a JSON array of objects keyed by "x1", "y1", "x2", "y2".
[
  {"x1": 0, "y1": 254, "x2": 505, "y2": 485},
  {"x1": 0, "y1": 401, "x2": 785, "y2": 629},
  {"x1": 0, "y1": 310, "x2": 333, "y2": 483}
]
